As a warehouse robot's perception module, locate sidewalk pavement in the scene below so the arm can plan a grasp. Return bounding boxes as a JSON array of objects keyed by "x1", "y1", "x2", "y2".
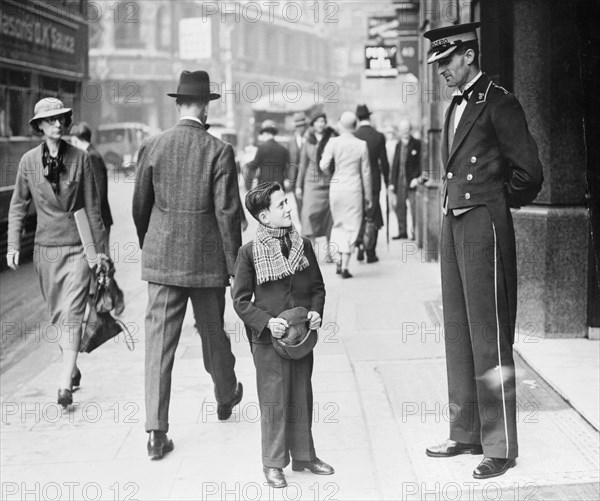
[{"x1": 1, "y1": 183, "x2": 599, "y2": 500}]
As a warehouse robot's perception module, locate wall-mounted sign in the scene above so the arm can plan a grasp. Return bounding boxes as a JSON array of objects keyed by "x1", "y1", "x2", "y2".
[
  {"x1": 397, "y1": 36, "x2": 419, "y2": 76},
  {"x1": 367, "y1": 16, "x2": 401, "y2": 40},
  {"x1": 364, "y1": 45, "x2": 398, "y2": 78}
]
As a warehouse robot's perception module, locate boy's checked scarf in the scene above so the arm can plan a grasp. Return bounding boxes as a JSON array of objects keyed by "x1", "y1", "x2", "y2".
[{"x1": 253, "y1": 224, "x2": 309, "y2": 285}]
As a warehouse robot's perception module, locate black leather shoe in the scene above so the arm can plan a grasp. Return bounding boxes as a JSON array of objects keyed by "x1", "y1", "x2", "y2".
[
  {"x1": 366, "y1": 251, "x2": 379, "y2": 263},
  {"x1": 341, "y1": 269, "x2": 353, "y2": 279},
  {"x1": 357, "y1": 247, "x2": 364, "y2": 261},
  {"x1": 71, "y1": 368, "x2": 81, "y2": 388},
  {"x1": 147, "y1": 430, "x2": 174, "y2": 460},
  {"x1": 426, "y1": 439, "x2": 483, "y2": 457},
  {"x1": 473, "y1": 457, "x2": 516, "y2": 479},
  {"x1": 57, "y1": 388, "x2": 72, "y2": 407},
  {"x1": 263, "y1": 467, "x2": 287, "y2": 488},
  {"x1": 292, "y1": 457, "x2": 335, "y2": 475},
  {"x1": 218, "y1": 382, "x2": 243, "y2": 421},
  {"x1": 393, "y1": 233, "x2": 408, "y2": 240}
]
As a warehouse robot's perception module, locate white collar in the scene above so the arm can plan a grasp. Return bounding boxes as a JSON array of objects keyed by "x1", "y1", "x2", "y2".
[
  {"x1": 452, "y1": 70, "x2": 483, "y2": 97},
  {"x1": 358, "y1": 120, "x2": 370, "y2": 126},
  {"x1": 180, "y1": 116, "x2": 204, "y2": 125}
]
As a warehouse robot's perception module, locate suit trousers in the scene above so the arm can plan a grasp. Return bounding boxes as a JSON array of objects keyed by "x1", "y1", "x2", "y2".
[
  {"x1": 144, "y1": 283, "x2": 238, "y2": 432},
  {"x1": 441, "y1": 206, "x2": 518, "y2": 459},
  {"x1": 252, "y1": 342, "x2": 316, "y2": 468},
  {"x1": 395, "y1": 183, "x2": 408, "y2": 235}
]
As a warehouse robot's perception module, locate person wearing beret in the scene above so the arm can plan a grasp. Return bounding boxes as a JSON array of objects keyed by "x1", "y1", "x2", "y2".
[
  {"x1": 6, "y1": 98, "x2": 107, "y2": 407},
  {"x1": 232, "y1": 182, "x2": 334, "y2": 488},
  {"x1": 133, "y1": 70, "x2": 243, "y2": 460},
  {"x1": 423, "y1": 23, "x2": 544, "y2": 479},
  {"x1": 245, "y1": 119, "x2": 290, "y2": 187}
]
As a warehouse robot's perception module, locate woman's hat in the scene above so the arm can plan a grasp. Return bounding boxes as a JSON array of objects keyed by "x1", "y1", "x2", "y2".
[
  {"x1": 272, "y1": 306, "x2": 318, "y2": 360},
  {"x1": 167, "y1": 70, "x2": 221, "y2": 100},
  {"x1": 29, "y1": 98, "x2": 72, "y2": 125},
  {"x1": 310, "y1": 111, "x2": 327, "y2": 126},
  {"x1": 260, "y1": 119, "x2": 278, "y2": 135}
]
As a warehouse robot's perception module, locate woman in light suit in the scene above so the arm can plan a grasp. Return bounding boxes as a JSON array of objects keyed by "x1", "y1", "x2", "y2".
[{"x1": 6, "y1": 98, "x2": 106, "y2": 407}]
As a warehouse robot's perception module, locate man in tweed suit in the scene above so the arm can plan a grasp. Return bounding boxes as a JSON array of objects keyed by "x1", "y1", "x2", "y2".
[{"x1": 133, "y1": 70, "x2": 243, "y2": 460}]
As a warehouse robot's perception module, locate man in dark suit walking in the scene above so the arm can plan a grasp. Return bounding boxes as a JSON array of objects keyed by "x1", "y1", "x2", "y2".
[
  {"x1": 70, "y1": 122, "x2": 113, "y2": 253},
  {"x1": 287, "y1": 112, "x2": 308, "y2": 216},
  {"x1": 133, "y1": 70, "x2": 243, "y2": 460},
  {"x1": 354, "y1": 104, "x2": 389, "y2": 263},
  {"x1": 390, "y1": 119, "x2": 421, "y2": 240},
  {"x1": 423, "y1": 23, "x2": 543, "y2": 479},
  {"x1": 245, "y1": 120, "x2": 290, "y2": 188}
]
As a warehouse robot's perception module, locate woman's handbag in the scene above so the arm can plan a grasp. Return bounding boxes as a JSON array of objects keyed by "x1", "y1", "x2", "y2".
[{"x1": 80, "y1": 259, "x2": 133, "y2": 353}]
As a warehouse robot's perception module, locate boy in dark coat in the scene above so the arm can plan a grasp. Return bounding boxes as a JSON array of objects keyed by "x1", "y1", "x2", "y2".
[{"x1": 232, "y1": 182, "x2": 334, "y2": 488}]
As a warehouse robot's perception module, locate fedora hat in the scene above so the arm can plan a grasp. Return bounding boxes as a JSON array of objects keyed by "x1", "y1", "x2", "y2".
[
  {"x1": 355, "y1": 104, "x2": 372, "y2": 120},
  {"x1": 272, "y1": 307, "x2": 318, "y2": 360},
  {"x1": 259, "y1": 119, "x2": 278, "y2": 135},
  {"x1": 167, "y1": 70, "x2": 221, "y2": 100},
  {"x1": 292, "y1": 111, "x2": 307, "y2": 127},
  {"x1": 29, "y1": 97, "x2": 72, "y2": 125}
]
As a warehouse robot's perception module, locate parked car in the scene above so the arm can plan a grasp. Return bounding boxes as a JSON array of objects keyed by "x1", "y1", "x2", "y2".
[{"x1": 95, "y1": 122, "x2": 152, "y2": 172}]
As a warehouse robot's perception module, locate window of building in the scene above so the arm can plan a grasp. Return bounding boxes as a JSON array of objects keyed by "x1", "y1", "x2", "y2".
[
  {"x1": 114, "y1": 1, "x2": 143, "y2": 49},
  {"x1": 156, "y1": 6, "x2": 171, "y2": 50}
]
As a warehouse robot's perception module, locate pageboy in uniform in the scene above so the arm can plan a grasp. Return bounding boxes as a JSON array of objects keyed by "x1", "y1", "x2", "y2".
[{"x1": 422, "y1": 23, "x2": 544, "y2": 479}]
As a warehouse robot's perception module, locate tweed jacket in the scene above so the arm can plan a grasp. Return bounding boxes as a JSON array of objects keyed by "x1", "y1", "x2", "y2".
[
  {"x1": 232, "y1": 238, "x2": 325, "y2": 345},
  {"x1": 391, "y1": 136, "x2": 421, "y2": 193},
  {"x1": 87, "y1": 144, "x2": 113, "y2": 228},
  {"x1": 132, "y1": 119, "x2": 242, "y2": 287},
  {"x1": 245, "y1": 138, "x2": 290, "y2": 186},
  {"x1": 442, "y1": 73, "x2": 544, "y2": 210},
  {"x1": 8, "y1": 141, "x2": 105, "y2": 250},
  {"x1": 354, "y1": 124, "x2": 390, "y2": 193}
]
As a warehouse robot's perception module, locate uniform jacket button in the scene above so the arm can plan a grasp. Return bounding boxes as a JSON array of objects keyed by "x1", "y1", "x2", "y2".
[
  {"x1": 467, "y1": 174, "x2": 473, "y2": 181},
  {"x1": 471, "y1": 156, "x2": 477, "y2": 163},
  {"x1": 447, "y1": 172, "x2": 453, "y2": 179},
  {"x1": 465, "y1": 193, "x2": 471, "y2": 200}
]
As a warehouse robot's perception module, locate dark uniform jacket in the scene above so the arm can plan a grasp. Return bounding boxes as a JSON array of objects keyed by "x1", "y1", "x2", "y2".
[
  {"x1": 87, "y1": 144, "x2": 113, "y2": 229},
  {"x1": 391, "y1": 136, "x2": 421, "y2": 193},
  {"x1": 132, "y1": 119, "x2": 242, "y2": 288},
  {"x1": 232, "y1": 238, "x2": 325, "y2": 345},
  {"x1": 246, "y1": 138, "x2": 290, "y2": 187},
  {"x1": 442, "y1": 74, "x2": 543, "y2": 210},
  {"x1": 8, "y1": 141, "x2": 105, "y2": 249}
]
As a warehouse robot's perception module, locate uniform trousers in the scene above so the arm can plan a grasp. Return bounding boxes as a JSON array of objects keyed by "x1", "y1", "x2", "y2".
[
  {"x1": 252, "y1": 342, "x2": 316, "y2": 468},
  {"x1": 441, "y1": 206, "x2": 518, "y2": 459},
  {"x1": 144, "y1": 283, "x2": 238, "y2": 432}
]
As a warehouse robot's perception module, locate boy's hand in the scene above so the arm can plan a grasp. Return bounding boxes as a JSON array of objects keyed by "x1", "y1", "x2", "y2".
[
  {"x1": 268, "y1": 318, "x2": 289, "y2": 338},
  {"x1": 307, "y1": 311, "x2": 322, "y2": 330}
]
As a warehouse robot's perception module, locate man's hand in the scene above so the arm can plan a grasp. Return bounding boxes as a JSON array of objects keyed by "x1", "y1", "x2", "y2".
[
  {"x1": 268, "y1": 318, "x2": 289, "y2": 339},
  {"x1": 295, "y1": 187, "x2": 303, "y2": 200},
  {"x1": 409, "y1": 178, "x2": 419, "y2": 189},
  {"x1": 307, "y1": 311, "x2": 322, "y2": 330},
  {"x1": 6, "y1": 250, "x2": 19, "y2": 270}
]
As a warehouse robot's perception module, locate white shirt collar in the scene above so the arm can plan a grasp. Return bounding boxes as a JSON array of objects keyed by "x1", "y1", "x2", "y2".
[
  {"x1": 452, "y1": 70, "x2": 483, "y2": 97},
  {"x1": 180, "y1": 116, "x2": 204, "y2": 125},
  {"x1": 358, "y1": 120, "x2": 370, "y2": 126}
]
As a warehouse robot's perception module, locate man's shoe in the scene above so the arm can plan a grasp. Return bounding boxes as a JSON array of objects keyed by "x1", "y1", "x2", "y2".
[
  {"x1": 366, "y1": 252, "x2": 379, "y2": 264},
  {"x1": 426, "y1": 439, "x2": 483, "y2": 457},
  {"x1": 217, "y1": 382, "x2": 243, "y2": 421},
  {"x1": 393, "y1": 233, "x2": 408, "y2": 240},
  {"x1": 147, "y1": 430, "x2": 174, "y2": 460},
  {"x1": 473, "y1": 457, "x2": 516, "y2": 479},
  {"x1": 57, "y1": 388, "x2": 72, "y2": 407},
  {"x1": 292, "y1": 458, "x2": 335, "y2": 475},
  {"x1": 357, "y1": 247, "x2": 364, "y2": 261},
  {"x1": 263, "y1": 467, "x2": 287, "y2": 488},
  {"x1": 341, "y1": 269, "x2": 353, "y2": 279}
]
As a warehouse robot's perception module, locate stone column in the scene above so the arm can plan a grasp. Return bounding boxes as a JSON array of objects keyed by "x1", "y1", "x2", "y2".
[{"x1": 512, "y1": 0, "x2": 589, "y2": 337}]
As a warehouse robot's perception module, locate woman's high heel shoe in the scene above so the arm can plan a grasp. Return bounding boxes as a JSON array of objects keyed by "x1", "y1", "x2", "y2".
[
  {"x1": 71, "y1": 368, "x2": 81, "y2": 388},
  {"x1": 57, "y1": 388, "x2": 73, "y2": 407}
]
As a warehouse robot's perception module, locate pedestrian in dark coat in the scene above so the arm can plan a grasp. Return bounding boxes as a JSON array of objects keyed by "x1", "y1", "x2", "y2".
[
  {"x1": 232, "y1": 182, "x2": 334, "y2": 489},
  {"x1": 354, "y1": 104, "x2": 390, "y2": 263},
  {"x1": 132, "y1": 70, "x2": 243, "y2": 460},
  {"x1": 7, "y1": 98, "x2": 106, "y2": 408},
  {"x1": 70, "y1": 121, "x2": 113, "y2": 252},
  {"x1": 287, "y1": 111, "x2": 309, "y2": 215},
  {"x1": 423, "y1": 23, "x2": 544, "y2": 480},
  {"x1": 245, "y1": 120, "x2": 290, "y2": 187},
  {"x1": 390, "y1": 119, "x2": 421, "y2": 239}
]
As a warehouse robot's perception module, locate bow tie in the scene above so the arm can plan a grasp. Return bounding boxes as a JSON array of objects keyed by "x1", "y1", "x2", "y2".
[{"x1": 453, "y1": 89, "x2": 472, "y2": 106}]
